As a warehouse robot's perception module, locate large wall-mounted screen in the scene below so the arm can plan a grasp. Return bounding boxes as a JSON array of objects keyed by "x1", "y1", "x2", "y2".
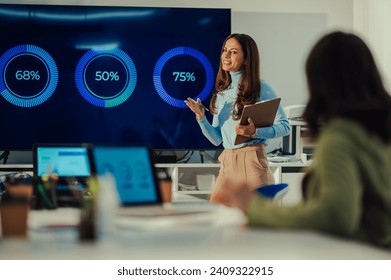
[{"x1": 0, "y1": 4, "x2": 231, "y2": 150}]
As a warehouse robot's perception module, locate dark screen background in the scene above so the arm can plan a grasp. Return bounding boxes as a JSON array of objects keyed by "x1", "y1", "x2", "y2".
[{"x1": 0, "y1": 4, "x2": 230, "y2": 150}]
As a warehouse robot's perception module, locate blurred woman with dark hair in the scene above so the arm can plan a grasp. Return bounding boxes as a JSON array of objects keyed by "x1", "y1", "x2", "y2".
[{"x1": 211, "y1": 31, "x2": 391, "y2": 247}]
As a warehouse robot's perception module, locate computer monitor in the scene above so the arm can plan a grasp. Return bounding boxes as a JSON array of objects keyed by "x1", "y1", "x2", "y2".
[{"x1": 33, "y1": 143, "x2": 92, "y2": 207}]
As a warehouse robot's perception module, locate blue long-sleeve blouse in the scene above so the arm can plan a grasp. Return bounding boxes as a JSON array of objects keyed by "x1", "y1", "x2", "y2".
[{"x1": 197, "y1": 71, "x2": 290, "y2": 149}]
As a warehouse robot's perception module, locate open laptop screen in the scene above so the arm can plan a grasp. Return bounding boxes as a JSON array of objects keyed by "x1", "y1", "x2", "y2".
[
  {"x1": 92, "y1": 146, "x2": 160, "y2": 205},
  {"x1": 34, "y1": 144, "x2": 91, "y2": 178}
]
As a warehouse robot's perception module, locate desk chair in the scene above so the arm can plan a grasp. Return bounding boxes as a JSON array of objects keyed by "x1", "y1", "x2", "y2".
[{"x1": 256, "y1": 183, "x2": 289, "y2": 204}]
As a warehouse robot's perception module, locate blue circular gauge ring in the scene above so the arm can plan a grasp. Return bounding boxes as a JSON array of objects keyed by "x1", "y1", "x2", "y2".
[
  {"x1": 75, "y1": 49, "x2": 137, "y2": 108},
  {"x1": 0, "y1": 45, "x2": 58, "y2": 107},
  {"x1": 153, "y1": 47, "x2": 214, "y2": 108}
]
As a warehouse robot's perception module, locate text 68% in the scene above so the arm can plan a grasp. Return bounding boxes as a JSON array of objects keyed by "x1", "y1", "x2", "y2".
[{"x1": 15, "y1": 70, "x2": 40, "y2": 80}]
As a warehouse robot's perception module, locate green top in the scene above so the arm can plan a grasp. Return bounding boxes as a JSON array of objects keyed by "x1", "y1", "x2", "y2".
[{"x1": 248, "y1": 118, "x2": 391, "y2": 247}]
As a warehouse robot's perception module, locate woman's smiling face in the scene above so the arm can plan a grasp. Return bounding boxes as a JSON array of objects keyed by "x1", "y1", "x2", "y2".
[{"x1": 221, "y1": 37, "x2": 245, "y2": 73}]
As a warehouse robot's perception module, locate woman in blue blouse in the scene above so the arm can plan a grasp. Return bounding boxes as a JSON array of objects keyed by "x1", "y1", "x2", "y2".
[{"x1": 185, "y1": 33, "x2": 290, "y2": 201}]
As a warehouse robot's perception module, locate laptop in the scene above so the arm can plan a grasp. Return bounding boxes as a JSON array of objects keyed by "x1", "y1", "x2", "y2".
[
  {"x1": 33, "y1": 143, "x2": 92, "y2": 207},
  {"x1": 90, "y1": 145, "x2": 213, "y2": 217}
]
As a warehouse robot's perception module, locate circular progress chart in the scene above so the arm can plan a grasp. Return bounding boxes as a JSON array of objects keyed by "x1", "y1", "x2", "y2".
[{"x1": 0, "y1": 45, "x2": 214, "y2": 109}]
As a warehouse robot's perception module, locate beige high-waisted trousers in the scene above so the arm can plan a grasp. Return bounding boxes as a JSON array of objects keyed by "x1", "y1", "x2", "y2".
[{"x1": 210, "y1": 144, "x2": 274, "y2": 201}]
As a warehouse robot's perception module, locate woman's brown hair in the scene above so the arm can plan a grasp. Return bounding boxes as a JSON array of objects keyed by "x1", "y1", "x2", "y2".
[
  {"x1": 303, "y1": 31, "x2": 391, "y2": 144},
  {"x1": 209, "y1": 33, "x2": 261, "y2": 119}
]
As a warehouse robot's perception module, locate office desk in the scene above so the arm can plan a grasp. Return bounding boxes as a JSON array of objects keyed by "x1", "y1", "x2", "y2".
[{"x1": 1, "y1": 207, "x2": 390, "y2": 260}]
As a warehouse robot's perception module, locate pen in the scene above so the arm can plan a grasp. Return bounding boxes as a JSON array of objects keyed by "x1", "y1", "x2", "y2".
[{"x1": 199, "y1": 103, "x2": 209, "y2": 112}]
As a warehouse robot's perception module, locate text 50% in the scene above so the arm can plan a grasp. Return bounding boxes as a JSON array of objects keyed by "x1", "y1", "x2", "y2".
[{"x1": 95, "y1": 71, "x2": 119, "y2": 81}]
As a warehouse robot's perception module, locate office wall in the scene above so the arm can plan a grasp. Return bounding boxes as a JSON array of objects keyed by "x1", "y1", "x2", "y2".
[
  {"x1": 0, "y1": 0, "x2": 354, "y2": 162},
  {"x1": 353, "y1": 0, "x2": 391, "y2": 91}
]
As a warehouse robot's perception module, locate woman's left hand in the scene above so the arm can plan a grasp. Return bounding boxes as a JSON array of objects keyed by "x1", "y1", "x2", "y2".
[
  {"x1": 210, "y1": 178, "x2": 256, "y2": 213},
  {"x1": 236, "y1": 118, "x2": 256, "y2": 137}
]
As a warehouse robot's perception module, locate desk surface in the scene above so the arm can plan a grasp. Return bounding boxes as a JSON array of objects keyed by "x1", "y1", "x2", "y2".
[
  {"x1": 1, "y1": 207, "x2": 390, "y2": 260},
  {"x1": 0, "y1": 161, "x2": 310, "y2": 170}
]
